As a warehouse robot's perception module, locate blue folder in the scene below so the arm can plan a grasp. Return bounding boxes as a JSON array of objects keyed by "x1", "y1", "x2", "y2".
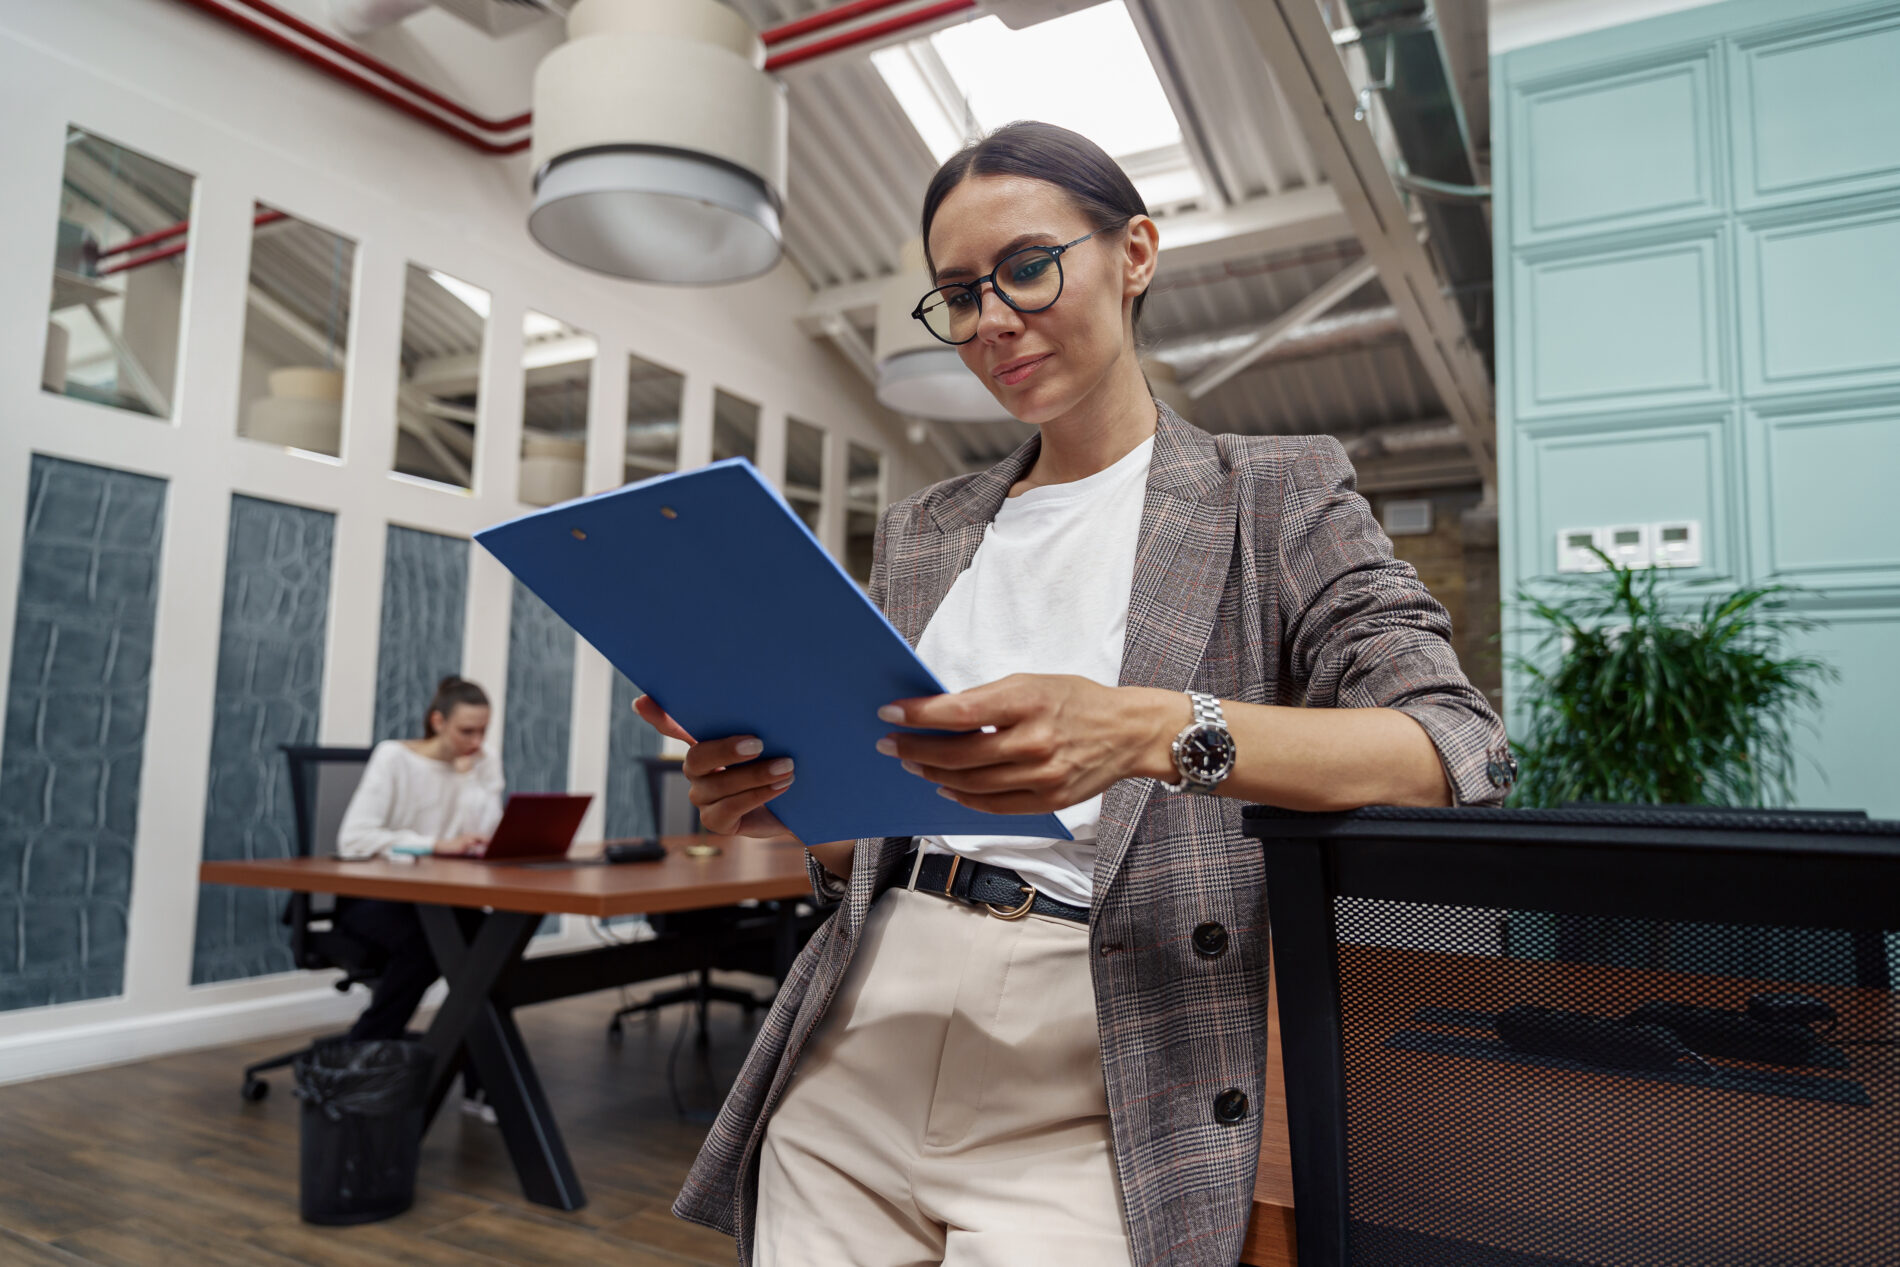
[{"x1": 474, "y1": 458, "x2": 1071, "y2": 844}]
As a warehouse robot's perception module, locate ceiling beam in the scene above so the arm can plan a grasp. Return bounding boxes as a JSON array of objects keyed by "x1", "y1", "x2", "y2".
[
  {"x1": 798, "y1": 184, "x2": 1352, "y2": 331},
  {"x1": 1184, "y1": 257, "x2": 1376, "y2": 398},
  {"x1": 1234, "y1": 0, "x2": 1497, "y2": 485}
]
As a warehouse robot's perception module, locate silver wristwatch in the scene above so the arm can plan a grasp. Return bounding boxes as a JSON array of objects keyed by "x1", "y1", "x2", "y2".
[{"x1": 1163, "y1": 691, "x2": 1237, "y2": 794}]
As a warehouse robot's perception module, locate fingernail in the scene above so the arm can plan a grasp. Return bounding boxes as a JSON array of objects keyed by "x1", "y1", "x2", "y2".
[
  {"x1": 767, "y1": 758, "x2": 794, "y2": 776},
  {"x1": 735, "y1": 738, "x2": 763, "y2": 756},
  {"x1": 936, "y1": 786, "x2": 958, "y2": 801},
  {"x1": 878, "y1": 705, "x2": 905, "y2": 724},
  {"x1": 772, "y1": 776, "x2": 795, "y2": 790},
  {"x1": 902, "y1": 760, "x2": 923, "y2": 776},
  {"x1": 876, "y1": 738, "x2": 898, "y2": 757}
]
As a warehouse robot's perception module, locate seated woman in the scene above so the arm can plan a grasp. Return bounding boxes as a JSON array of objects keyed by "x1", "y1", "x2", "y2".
[{"x1": 335, "y1": 675, "x2": 504, "y2": 1117}]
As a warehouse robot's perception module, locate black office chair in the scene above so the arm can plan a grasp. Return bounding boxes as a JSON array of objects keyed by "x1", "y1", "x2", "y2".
[
  {"x1": 606, "y1": 755, "x2": 781, "y2": 1045},
  {"x1": 239, "y1": 744, "x2": 384, "y2": 1101},
  {"x1": 1247, "y1": 804, "x2": 1900, "y2": 1267}
]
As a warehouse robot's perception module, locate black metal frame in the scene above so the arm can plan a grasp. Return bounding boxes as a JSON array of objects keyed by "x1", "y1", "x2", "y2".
[
  {"x1": 1243, "y1": 804, "x2": 1900, "y2": 1267},
  {"x1": 410, "y1": 898, "x2": 815, "y2": 1210}
]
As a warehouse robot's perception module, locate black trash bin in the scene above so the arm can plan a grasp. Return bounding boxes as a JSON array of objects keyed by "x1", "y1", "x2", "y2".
[{"x1": 292, "y1": 1038, "x2": 432, "y2": 1225}]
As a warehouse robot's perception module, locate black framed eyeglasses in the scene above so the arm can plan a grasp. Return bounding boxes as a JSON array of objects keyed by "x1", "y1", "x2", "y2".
[{"x1": 911, "y1": 231, "x2": 1102, "y2": 346}]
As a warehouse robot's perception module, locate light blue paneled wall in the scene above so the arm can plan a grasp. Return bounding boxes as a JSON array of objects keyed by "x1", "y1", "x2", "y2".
[
  {"x1": 192, "y1": 496, "x2": 334, "y2": 984},
  {"x1": 0, "y1": 458, "x2": 165, "y2": 1012},
  {"x1": 372, "y1": 525, "x2": 468, "y2": 744},
  {"x1": 1496, "y1": 0, "x2": 1900, "y2": 816}
]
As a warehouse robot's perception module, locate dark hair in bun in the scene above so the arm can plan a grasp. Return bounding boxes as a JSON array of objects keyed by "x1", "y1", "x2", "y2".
[{"x1": 424, "y1": 676, "x2": 488, "y2": 737}]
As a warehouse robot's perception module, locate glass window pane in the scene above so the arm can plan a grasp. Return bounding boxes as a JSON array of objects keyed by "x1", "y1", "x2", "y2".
[
  {"x1": 394, "y1": 264, "x2": 486, "y2": 491},
  {"x1": 785, "y1": 417, "x2": 825, "y2": 532},
  {"x1": 712, "y1": 389, "x2": 759, "y2": 465},
  {"x1": 519, "y1": 310, "x2": 594, "y2": 506},
  {"x1": 625, "y1": 353, "x2": 684, "y2": 482},
  {"x1": 846, "y1": 441, "x2": 885, "y2": 584},
  {"x1": 237, "y1": 204, "x2": 354, "y2": 458},
  {"x1": 44, "y1": 127, "x2": 195, "y2": 419}
]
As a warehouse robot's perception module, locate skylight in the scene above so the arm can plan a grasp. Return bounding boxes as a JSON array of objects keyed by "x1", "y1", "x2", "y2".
[{"x1": 873, "y1": 2, "x2": 1203, "y2": 211}]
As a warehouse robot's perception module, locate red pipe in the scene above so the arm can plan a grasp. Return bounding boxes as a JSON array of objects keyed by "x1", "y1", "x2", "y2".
[
  {"x1": 230, "y1": 0, "x2": 532, "y2": 133},
  {"x1": 98, "y1": 208, "x2": 286, "y2": 261},
  {"x1": 170, "y1": 0, "x2": 529, "y2": 155},
  {"x1": 761, "y1": 0, "x2": 919, "y2": 47},
  {"x1": 764, "y1": 0, "x2": 977, "y2": 71},
  {"x1": 175, "y1": 0, "x2": 969, "y2": 154},
  {"x1": 96, "y1": 209, "x2": 290, "y2": 276},
  {"x1": 97, "y1": 239, "x2": 190, "y2": 277}
]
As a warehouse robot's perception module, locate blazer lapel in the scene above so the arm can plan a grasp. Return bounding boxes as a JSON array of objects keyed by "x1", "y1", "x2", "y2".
[
  {"x1": 1092, "y1": 406, "x2": 1236, "y2": 904},
  {"x1": 886, "y1": 430, "x2": 1042, "y2": 648}
]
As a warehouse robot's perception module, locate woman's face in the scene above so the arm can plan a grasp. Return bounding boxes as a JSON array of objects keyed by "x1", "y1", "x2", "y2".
[
  {"x1": 926, "y1": 175, "x2": 1153, "y2": 426},
  {"x1": 434, "y1": 704, "x2": 489, "y2": 758}
]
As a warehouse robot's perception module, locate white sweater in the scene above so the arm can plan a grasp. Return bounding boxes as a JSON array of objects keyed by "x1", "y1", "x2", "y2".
[{"x1": 336, "y1": 740, "x2": 506, "y2": 860}]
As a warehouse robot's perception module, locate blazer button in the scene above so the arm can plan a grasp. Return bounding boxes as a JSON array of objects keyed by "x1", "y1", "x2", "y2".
[
  {"x1": 1192, "y1": 921, "x2": 1228, "y2": 958},
  {"x1": 1214, "y1": 1088, "x2": 1249, "y2": 1124}
]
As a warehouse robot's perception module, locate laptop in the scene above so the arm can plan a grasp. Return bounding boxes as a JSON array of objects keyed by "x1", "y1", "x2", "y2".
[{"x1": 456, "y1": 792, "x2": 592, "y2": 862}]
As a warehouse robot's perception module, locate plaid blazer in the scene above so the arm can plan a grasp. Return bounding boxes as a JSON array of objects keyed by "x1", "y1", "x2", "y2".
[{"x1": 675, "y1": 405, "x2": 1510, "y2": 1264}]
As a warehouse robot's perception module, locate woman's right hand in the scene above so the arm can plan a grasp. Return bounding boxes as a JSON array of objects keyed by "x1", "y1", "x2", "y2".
[
  {"x1": 633, "y1": 696, "x2": 798, "y2": 839},
  {"x1": 433, "y1": 834, "x2": 486, "y2": 857}
]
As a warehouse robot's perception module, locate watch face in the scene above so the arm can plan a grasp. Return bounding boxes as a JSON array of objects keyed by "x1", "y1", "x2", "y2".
[{"x1": 1179, "y1": 723, "x2": 1237, "y2": 784}]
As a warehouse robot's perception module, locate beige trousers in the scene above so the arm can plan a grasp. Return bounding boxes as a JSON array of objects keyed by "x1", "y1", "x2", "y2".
[{"x1": 756, "y1": 886, "x2": 1133, "y2": 1267}]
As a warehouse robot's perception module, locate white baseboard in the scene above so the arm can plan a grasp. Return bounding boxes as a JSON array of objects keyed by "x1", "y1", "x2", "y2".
[{"x1": 0, "y1": 984, "x2": 366, "y2": 1088}]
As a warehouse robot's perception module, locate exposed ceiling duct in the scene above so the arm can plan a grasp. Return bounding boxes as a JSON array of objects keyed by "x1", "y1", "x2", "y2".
[
  {"x1": 1149, "y1": 304, "x2": 1406, "y2": 380},
  {"x1": 527, "y1": 0, "x2": 788, "y2": 284},
  {"x1": 1338, "y1": 0, "x2": 1494, "y2": 369}
]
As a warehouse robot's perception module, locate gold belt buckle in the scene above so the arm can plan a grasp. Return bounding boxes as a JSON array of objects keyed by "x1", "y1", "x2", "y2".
[
  {"x1": 984, "y1": 884, "x2": 1036, "y2": 920},
  {"x1": 940, "y1": 854, "x2": 961, "y2": 896}
]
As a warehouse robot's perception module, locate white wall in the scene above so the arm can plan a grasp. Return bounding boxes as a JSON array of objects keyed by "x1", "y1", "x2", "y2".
[
  {"x1": 0, "y1": 0, "x2": 939, "y2": 1084},
  {"x1": 1490, "y1": 0, "x2": 1729, "y2": 53}
]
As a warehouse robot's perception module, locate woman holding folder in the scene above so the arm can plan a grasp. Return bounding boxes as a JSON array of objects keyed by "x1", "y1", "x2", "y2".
[{"x1": 661, "y1": 122, "x2": 1511, "y2": 1266}]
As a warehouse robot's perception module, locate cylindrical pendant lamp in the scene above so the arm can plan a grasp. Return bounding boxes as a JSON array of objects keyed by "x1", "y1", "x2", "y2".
[
  {"x1": 874, "y1": 240, "x2": 1013, "y2": 422},
  {"x1": 528, "y1": 0, "x2": 789, "y2": 285}
]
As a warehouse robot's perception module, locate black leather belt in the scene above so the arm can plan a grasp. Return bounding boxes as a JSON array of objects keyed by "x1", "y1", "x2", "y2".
[{"x1": 902, "y1": 849, "x2": 1089, "y2": 925}]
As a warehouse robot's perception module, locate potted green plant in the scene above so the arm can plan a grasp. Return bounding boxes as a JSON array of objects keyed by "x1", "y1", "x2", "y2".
[{"x1": 1508, "y1": 556, "x2": 1836, "y2": 808}]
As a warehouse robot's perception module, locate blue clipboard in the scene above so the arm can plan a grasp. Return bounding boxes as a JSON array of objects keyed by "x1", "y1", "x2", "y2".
[{"x1": 474, "y1": 458, "x2": 1071, "y2": 845}]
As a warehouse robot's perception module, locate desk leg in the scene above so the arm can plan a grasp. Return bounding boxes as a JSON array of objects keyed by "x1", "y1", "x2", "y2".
[{"x1": 416, "y1": 906, "x2": 587, "y2": 1212}]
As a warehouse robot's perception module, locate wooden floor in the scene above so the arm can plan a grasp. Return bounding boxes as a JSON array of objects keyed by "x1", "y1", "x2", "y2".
[{"x1": 0, "y1": 984, "x2": 760, "y2": 1266}]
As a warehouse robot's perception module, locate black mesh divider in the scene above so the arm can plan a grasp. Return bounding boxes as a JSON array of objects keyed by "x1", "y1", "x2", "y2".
[
  {"x1": 1335, "y1": 900, "x2": 1897, "y2": 1266},
  {"x1": 1247, "y1": 806, "x2": 1900, "y2": 1267}
]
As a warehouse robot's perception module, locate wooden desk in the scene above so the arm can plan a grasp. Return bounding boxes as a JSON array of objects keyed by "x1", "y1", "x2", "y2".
[{"x1": 201, "y1": 835, "x2": 811, "y2": 1212}]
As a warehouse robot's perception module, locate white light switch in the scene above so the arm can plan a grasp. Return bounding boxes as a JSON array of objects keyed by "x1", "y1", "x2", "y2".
[
  {"x1": 1556, "y1": 527, "x2": 1606, "y2": 573},
  {"x1": 1652, "y1": 519, "x2": 1703, "y2": 568},
  {"x1": 1604, "y1": 524, "x2": 1651, "y2": 570}
]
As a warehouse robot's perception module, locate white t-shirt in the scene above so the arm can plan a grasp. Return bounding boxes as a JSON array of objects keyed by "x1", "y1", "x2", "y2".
[
  {"x1": 913, "y1": 435, "x2": 1153, "y2": 907},
  {"x1": 336, "y1": 740, "x2": 506, "y2": 859}
]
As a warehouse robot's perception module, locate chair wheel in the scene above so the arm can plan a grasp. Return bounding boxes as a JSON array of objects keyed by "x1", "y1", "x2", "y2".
[
  {"x1": 606, "y1": 1018, "x2": 623, "y2": 1041},
  {"x1": 242, "y1": 1077, "x2": 270, "y2": 1102}
]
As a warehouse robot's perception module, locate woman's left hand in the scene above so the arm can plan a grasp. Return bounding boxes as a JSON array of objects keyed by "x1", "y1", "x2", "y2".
[{"x1": 878, "y1": 674, "x2": 1179, "y2": 816}]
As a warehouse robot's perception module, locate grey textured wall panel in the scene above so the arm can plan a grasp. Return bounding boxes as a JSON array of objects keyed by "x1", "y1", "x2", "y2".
[
  {"x1": 605, "y1": 671, "x2": 660, "y2": 839},
  {"x1": 192, "y1": 495, "x2": 333, "y2": 985},
  {"x1": 373, "y1": 526, "x2": 468, "y2": 743},
  {"x1": 0, "y1": 457, "x2": 165, "y2": 1012},
  {"x1": 503, "y1": 578, "x2": 573, "y2": 796}
]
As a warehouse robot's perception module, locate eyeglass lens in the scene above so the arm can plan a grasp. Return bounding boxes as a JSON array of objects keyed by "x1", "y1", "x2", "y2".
[{"x1": 917, "y1": 246, "x2": 1065, "y2": 344}]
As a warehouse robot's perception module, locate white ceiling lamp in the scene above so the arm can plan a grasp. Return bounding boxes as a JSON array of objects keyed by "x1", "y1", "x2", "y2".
[
  {"x1": 528, "y1": 0, "x2": 788, "y2": 285},
  {"x1": 874, "y1": 240, "x2": 1013, "y2": 423},
  {"x1": 243, "y1": 367, "x2": 344, "y2": 456}
]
